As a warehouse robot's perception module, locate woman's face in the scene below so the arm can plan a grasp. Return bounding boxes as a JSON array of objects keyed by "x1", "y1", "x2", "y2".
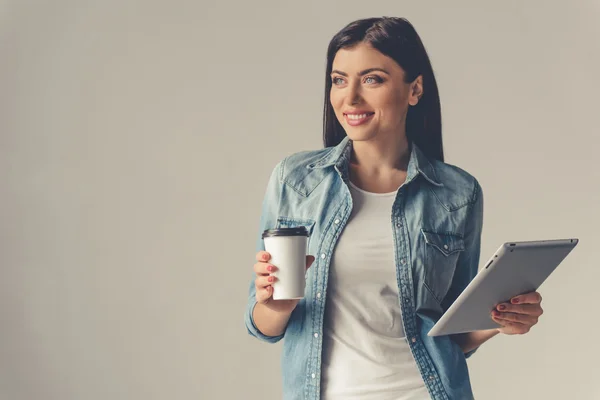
[{"x1": 329, "y1": 42, "x2": 422, "y2": 142}]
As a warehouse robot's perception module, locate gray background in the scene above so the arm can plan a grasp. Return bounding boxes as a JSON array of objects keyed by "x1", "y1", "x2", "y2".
[{"x1": 1, "y1": 1, "x2": 598, "y2": 399}]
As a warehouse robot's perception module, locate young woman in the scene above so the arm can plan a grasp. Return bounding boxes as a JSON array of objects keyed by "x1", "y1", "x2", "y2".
[{"x1": 245, "y1": 17, "x2": 544, "y2": 400}]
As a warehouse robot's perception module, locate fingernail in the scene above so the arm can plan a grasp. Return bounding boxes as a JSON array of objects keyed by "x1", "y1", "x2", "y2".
[
  {"x1": 512, "y1": 298, "x2": 519, "y2": 304},
  {"x1": 267, "y1": 265, "x2": 274, "y2": 272},
  {"x1": 268, "y1": 276, "x2": 274, "y2": 282},
  {"x1": 498, "y1": 305, "x2": 506, "y2": 311}
]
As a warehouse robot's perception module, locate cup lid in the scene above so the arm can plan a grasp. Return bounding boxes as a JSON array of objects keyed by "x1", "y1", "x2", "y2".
[{"x1": 262, "y1": 227, "x2": 309, "y2": 239}]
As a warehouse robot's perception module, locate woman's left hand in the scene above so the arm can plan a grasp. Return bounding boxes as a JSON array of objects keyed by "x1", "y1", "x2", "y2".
[{"x1": 491, "y1": 291, "x2": 544, "y2": 335}]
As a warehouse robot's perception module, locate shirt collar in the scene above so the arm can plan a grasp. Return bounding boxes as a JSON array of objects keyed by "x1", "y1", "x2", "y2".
[{"x1": 306, "y1": 135, "x2": 443, "y2": 187}]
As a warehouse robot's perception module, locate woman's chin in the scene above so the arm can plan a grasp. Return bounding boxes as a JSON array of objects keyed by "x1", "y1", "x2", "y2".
[{"x1": 344, "y1": 129, "x2": 379, "y2": 142}]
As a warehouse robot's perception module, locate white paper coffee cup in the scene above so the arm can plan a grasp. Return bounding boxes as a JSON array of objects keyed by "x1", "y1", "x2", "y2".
[{"x1": 262, "y1": 226, "x2": 309, "y2": 300}]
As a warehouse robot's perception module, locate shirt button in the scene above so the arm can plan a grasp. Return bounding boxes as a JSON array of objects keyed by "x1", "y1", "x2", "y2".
[
  {"x1": 401, "y1": 259, "x2": 406, "y2": 264},
  {"x1": 316, "y1": 292, "x2": 321, "y2": 299},
  {"x1": 314, "y1": 333, "x2": 319, "y2": 338},
  {"x1": 334, "y1": 219, "x2": 340, "y2": 224},
  {"x1": 429, "y1": 375, "x2": 435, "y2": 380},
  {"x1": 321, "y1": 254, "x2": 326, "y2": 259},
  {"x1": 311, "y1": 373, "x2": 316, "y2": 379},
  {"x1": 411, "y1": 337, "x2": 417, "y2": 343},
  {"x1": 396, "y1": 222, "x2": 402, "y2": 227},
  {"x1": 443, "y1": 244, "x2": 449, "y2": 250}
]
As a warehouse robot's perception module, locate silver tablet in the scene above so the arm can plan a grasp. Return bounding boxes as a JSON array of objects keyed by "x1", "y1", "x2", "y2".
[{"x1": 427, "y1": 238, "x2": 579, "y2": 337}]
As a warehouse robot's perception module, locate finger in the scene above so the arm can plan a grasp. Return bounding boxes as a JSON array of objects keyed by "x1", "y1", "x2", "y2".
[
  {"x1": 306, "y1": 255, "x2": 315, "y2": 269},
  {"x1": 496, "y1": 303, "x2": 543, "y2": 316},
  {"x1": 492, "y1": 311, "x2": 538, "y2": 325},
  {"x1": 253, "y1": 262, "x2": 277, "y2": 276},
  {"x1": 492, "y1": 314, "x2": 529, "y2": 328},
  {"x1": 255, "y1": 275, "x2": 277, "y2": 290},
  {"x1": 256, "y1": 251, "x2": 271, "y2": 262},
  {"x1": 256, "y1": 284, "x2": 273, "y2": 303},
  {"x1": 492, "y1": 316, "x2": 530, "y2": 334},
  {"x1": 511, "y1": 292, "x2": 542, "y2": 305},
  {"x1": 491, "y1": 315, "x2": 509, "y2": 327}
]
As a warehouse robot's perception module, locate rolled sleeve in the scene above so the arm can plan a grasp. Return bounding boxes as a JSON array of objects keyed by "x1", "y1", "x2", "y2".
[
  {"x1": 244, "y1": 159, "x2": 286, "y2": 344},
  {"x1": 245, "y1": 298, "x2": 285, "y2": 343}
]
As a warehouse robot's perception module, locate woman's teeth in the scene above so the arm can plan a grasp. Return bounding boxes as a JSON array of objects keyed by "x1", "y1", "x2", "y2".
[{"x1": 347, "y1": 113, "x2": 371, "y2": 119}]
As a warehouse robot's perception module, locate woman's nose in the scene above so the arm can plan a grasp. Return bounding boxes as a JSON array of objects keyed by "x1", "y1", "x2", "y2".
[{"x1": 346, "y1": 83, "x2": 363, "y2": 105}]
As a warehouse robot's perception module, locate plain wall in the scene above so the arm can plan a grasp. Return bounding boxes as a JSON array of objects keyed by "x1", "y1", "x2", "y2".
[{"x1": 1, "y1": 1, "x2": 599, "y2": 399}]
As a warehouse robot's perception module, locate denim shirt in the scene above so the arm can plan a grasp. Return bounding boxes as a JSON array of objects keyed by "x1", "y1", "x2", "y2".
[{"x1": 245, "y1": 136, "x2": 484, "y2": 400}]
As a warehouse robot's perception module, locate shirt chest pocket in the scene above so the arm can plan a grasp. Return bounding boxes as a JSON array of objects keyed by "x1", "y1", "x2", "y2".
[
  {"x1": 275, "y1": 217, "x2": 316, "y2": 249},
  {"x1": 421, "y1": 229, "x2": 465, "y2": 304},
  {"x1": 275, "y1": 217, "x2": 315, "y2": 232}
]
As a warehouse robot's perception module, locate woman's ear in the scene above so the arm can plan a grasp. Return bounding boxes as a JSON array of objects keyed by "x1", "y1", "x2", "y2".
[{"x1": 408, "y1": 75, "x2": 424, "y2": 106}]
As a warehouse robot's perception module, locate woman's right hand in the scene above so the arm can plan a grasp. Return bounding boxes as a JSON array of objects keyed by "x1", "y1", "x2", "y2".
[{"x1": 254, "y1": 251, "x2": 315, "y2": 314}]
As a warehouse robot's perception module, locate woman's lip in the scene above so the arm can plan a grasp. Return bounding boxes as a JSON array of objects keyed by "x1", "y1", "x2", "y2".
[{"x1": 344, "y1": 112, "x2": 374, "y2": 126}]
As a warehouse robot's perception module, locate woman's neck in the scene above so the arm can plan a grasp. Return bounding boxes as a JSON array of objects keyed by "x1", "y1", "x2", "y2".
[{"x1": 348, "y1": 135, "x2": 411, "y2": 194}]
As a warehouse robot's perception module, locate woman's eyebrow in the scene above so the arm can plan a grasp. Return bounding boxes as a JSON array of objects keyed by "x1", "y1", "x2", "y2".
[{"x1": 330, "y1": 67, "x2": 390, "y2": 76}]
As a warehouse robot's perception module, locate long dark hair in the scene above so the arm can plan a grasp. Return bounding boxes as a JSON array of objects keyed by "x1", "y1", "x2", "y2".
[{"x1": 323, "y1": 17, "x2": 444, "y2": 162}]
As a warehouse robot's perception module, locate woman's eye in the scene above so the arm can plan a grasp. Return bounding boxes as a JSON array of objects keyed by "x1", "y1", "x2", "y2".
[
  {"x1": 365, "y1": 75, "x2": 382, "y2": 84},
  {"x1": 331, "y1": 76, "x2": 383, "y2": 85}
]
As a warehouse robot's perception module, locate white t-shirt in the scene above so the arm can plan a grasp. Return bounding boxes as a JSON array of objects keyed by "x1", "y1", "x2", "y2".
[{"x1": 320, "y1": 180, "x2": 430, "y2": 400}]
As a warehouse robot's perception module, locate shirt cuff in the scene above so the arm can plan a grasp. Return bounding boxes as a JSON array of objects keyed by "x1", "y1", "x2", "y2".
[{"x1": 245, "y1": 300, "x2": 285, "y2": 343}]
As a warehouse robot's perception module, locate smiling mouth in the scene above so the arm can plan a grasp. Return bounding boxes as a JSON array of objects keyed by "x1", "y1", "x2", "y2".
[
  {"x1": 344, "y1": 112, "x2": 375, "y2": 126},
  {"x1": 343, "y1": 112, "x2": 374, "y2": 118}
]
